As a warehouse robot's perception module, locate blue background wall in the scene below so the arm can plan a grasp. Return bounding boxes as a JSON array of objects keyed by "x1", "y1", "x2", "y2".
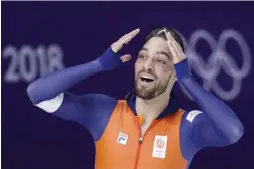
[{"x1": 2, "y1": 2, "x2": 254, "y2": 169}]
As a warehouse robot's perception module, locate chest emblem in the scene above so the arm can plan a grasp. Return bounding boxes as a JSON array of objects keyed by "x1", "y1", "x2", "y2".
[
  {"x1": 116, "y1": 132, "x2": 128, "y2": 145},
  {"x1": 152, "y1": 135, "x2": 168, "y2": 159}
]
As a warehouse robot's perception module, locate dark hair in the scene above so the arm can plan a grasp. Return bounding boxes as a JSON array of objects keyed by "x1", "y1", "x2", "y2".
[{"x1": 145, "y1": 27, "x2": 185, "y2": 53}]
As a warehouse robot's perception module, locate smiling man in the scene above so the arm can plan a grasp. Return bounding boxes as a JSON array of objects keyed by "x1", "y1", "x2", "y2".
[{"x1": 27, "y1": 27, "x2": 244, "y2": 169}]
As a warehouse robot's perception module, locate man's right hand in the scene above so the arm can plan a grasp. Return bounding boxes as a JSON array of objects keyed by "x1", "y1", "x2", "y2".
[{"x1": 111, "y1": 28, "x2": 140, "y2": 62}]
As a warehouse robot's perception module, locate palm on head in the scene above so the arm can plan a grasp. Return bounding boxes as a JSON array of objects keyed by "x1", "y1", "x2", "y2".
[{"x1": 166, "y1": 32, "x2": 187, "y2": 64}]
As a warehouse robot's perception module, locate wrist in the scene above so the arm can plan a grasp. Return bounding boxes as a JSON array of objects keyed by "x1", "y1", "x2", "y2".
[
  {"x1": 175, "y1": 59, "x2": 190, "y2": 81},
  {"x1": 98, "y1": 47, "x2": 122, "y2": 70}
]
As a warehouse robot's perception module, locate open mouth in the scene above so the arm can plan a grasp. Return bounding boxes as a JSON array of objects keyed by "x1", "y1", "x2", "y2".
[{"x1": 140, "y1": 75, "x2": 155, "y2": 83}]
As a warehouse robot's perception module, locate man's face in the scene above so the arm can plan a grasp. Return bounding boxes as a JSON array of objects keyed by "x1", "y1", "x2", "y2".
[{"x1": 135, "y1": 37, "x2": 175, "y2": 100}]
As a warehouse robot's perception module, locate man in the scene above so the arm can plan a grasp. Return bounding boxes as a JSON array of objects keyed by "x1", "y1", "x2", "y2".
[{"x1": 27, "y1": 27, "x2": 244, "y2": 169}]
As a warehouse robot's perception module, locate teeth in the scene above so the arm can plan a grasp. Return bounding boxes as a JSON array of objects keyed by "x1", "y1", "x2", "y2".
[{"x1": 141, "y1": 75, "x2": 154, "y2": 80}]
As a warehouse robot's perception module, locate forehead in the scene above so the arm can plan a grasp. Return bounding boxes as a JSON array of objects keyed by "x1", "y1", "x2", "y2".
[{"x1": 142, "y1": 37, "x2": 170, "y2": 54}]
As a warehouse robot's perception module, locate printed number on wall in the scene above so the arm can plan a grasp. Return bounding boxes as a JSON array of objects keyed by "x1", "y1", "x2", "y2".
[{"x1": 2, "y1": 44, "x2": 65, "y2": 83}]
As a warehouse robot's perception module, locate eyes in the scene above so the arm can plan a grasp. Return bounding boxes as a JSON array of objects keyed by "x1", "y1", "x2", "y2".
[
  {"x1": 157, "y1": 59, "x2": 166, "y2": 64},
  {"x1": 138, "y1": 54, "x2": 146, "y2": 59},
  {"x1": 138, "y1": 54, "x2": 167, "y2": 65}
]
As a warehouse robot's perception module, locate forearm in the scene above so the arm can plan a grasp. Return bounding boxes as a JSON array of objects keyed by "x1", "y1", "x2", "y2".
[
  {"x1": 176, "y1": 60, "x2": 244, "y2": 144},
  {"x1": 27, "y1": 48, "x2": 122, "y2": 104}
]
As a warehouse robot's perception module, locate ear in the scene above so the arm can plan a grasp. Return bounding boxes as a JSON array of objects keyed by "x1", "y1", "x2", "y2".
[{"x1": 168, "y1": 70, "x2": 177, "y2": 87}]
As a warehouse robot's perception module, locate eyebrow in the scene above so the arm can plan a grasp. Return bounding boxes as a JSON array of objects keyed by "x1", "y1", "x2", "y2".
[{"x1": 140, "y1": 48, "x2": 171, "y2": 59}]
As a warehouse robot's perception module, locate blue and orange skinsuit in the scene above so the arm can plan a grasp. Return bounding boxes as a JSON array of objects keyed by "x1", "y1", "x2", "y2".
[
  {"x1": 96, "y1": 99, "x2": 186, "y2": 169},
  {"x1": 27, "y1": 48, "x2": 244, "y2": 169}
]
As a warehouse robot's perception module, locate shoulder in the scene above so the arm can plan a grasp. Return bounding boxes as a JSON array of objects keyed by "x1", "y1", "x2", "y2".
[
  {"x1": 52, "y1": 93, "x2": 119, "y2": 116},
  {"x1": 79, "y1": 93, "x2": 118, "y2": 104},
  {"x1": 181, "y1": 110, "x2": 204, "y2": 124},
  {"x1": 76, "y1": 93, "x2": 119, "y2": 113}
]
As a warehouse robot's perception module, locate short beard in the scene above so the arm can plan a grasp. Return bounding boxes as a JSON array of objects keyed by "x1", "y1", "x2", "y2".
[
  {"x1": 135, "y1": 86, "x2": 155, "y2": 100},
  {"x1": 134, "y1": 81, "x2": 168, "y2": 100}
]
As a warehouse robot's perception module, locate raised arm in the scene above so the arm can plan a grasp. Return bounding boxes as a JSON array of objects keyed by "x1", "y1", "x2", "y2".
[
  {"x1": 26, "y1": 28, "x2": 140, "y2": 140},
  {"x1": 27, "y1": 48, "x2": 121, "y2": 105},
  {"x1": 178, "y1": 61, "x2": 244, "y2": 159},
  {"x1": 166, "y1": 32, "x2": 244, "y2": 160},
  {"x1": 26, "y1": 48, "x2": 121, "y2": 140}
]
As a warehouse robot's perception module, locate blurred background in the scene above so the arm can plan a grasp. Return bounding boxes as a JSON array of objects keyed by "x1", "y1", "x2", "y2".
[{"x1": 2, "y1": 1, "x2": 254, "y2": 169}]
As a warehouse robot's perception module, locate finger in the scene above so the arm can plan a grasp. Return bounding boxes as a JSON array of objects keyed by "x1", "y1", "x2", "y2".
[
  {"x1": 121, "y1": 29, "x2": 140, "y2": 44},
  {"x1": 126, "y1": 28, "x2": 140, "y2": 38},
  {"x1": 111, "y1": 29, "x2": 140, "y2": 53},
  {"x1": 166, "y1": 33, "x2": 177, "y2": 54},
  {"x1": 121, "y1": 28, "x2": 140, "y2": 44},
  {"x1": 166, "y1": 32, "x2": 177, "y2": 48},
  {"x1": 121, "y1": 28, "x2": 140, "y2": 38},
  {"x1": 166, "y1": 32, "x2": 182, "y2": 56},
  {"x1": 120, "y1": 54, "x2": 132, "y2": 62},
  {"x1": 166, "y1": 32, "x2": 182, "y2": 52},
  {"x1": 166, "y1": 32, "x2": 187, "y2": 64},
  {"x1": 166, "y1": 32, "x2": 181, "y2": 64},
  {"x1": 111, "y1": 41, "x2": 121, "y2": 53}
]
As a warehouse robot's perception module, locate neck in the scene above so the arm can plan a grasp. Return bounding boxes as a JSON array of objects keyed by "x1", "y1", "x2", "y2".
[{"x1": 136, "y1": 88, "x2": 171, "y2": 125}]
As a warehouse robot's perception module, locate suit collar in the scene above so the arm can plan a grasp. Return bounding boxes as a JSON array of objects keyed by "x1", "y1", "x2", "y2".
[{"x1": 125, "y1": 90, "x2": 179, "y2": 119}]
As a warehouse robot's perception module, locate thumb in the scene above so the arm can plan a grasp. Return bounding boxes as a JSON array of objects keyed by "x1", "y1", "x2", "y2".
[{"x1": 120, "y1": 54, "x2": 132, "y2": 62}]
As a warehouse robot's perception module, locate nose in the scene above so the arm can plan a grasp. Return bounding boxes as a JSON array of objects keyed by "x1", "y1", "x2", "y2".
[{"x1": 143, "y1": 58, "x2": 154, "y2": 71}]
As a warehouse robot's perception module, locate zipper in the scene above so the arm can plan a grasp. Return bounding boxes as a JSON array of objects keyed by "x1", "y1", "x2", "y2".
[
  {"x1": 133, "y1": 118, "x2": 142, "y2": 169},
  {"x1": 133, "y1": 119, "x2": 159, "y2": 169}
]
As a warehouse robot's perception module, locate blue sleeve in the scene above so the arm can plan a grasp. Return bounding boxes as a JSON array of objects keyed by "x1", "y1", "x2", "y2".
[
  {"x1": 54, "y1": 93, "x2": 117, "y2": 141},
  {"x1": 176, "y1": 60, "x2": 244, "y2": 160},
  {"x1": 26, "y1": 47, "x2": 123, "y2": 141},
  {"x1": 27, "y1": 47, "x2": 122, "y2": 104}
]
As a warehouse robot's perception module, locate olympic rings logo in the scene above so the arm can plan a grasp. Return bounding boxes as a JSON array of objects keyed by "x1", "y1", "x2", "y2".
[{"x1": 179, "y1": 29, "x2": 252, "y2": 101}]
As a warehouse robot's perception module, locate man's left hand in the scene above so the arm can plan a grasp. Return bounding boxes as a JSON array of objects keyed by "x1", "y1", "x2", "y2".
[{"x1": 166, "y1": 32, "x2": 187, "y2": 64}]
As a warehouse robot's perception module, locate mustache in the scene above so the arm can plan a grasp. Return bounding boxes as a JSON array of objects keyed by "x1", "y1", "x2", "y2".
[{"x1": 137, "y1": 69, "x2": 157, "y2": 79}]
